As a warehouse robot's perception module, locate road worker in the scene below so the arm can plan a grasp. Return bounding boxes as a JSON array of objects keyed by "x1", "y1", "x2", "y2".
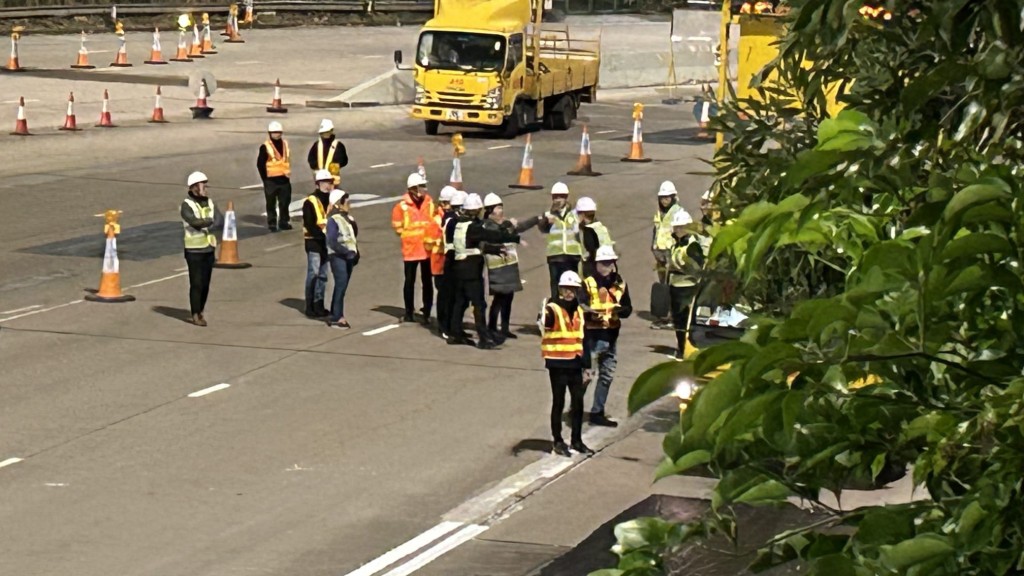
[
  {"x1": 575, "y1": 196, "x2": 614, "y2": 278},
  {"x1": 303, "y1": 170, "x2": 334, "y2": 319},
  {"x1": 537, "y1": 182, "x2": 582, "y2": 300},
  {"x1": 180, "y1": 171, "x2": 222, "y2": 327},
  {"x1": 256, "y1": 120, "x2": 293, "y2": 232},
  {"x1": 651, "y1": 181, "x2": 682, "y2": 328},
  {"x1": 666, "y1": 208, "x2": 706, "y2": 359},
  {"x1": 448, "y1": 193, "x2": 508, "y2": 349},
  {"x1": 542, "y1": 270, "x2": 593, "y2": 457},
  {"x1": 433, "y1": 185, "x2": 458, "y2": 337},
  {"x1": 307, "y1": 119, "x2": 349, "y2": 186},
  {"x1": 391, "y1": 172, "x2": 436, "y2": 324},
  {"x1": 580, "y1": 246, "x2": 632, "y2": 427},
  {"x1": 483, "y1": 192, "x2": 539, "y2": 339},
  {"x1": 439, "y1": 190, "x2": 467, "y2": 340},
  {"x1": 326, "y1": 188, "x2": 359, "y2": 329}
]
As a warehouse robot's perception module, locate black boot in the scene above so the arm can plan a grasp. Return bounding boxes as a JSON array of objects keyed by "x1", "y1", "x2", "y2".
[
  {"x1": 314, "y1": 300, "x2": 329, "y2": 318},
  {"x1": 589, "y1": 412, "x2": 619, "y2": 428}
]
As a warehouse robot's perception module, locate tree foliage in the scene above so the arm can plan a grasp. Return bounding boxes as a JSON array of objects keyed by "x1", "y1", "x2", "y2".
[{"x1": 598, "y1": 0, "x2": 1024, "y2": 574}]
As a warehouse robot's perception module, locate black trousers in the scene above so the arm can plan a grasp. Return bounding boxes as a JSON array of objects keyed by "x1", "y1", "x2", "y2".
[
  {"x1": 184, "y1": 250, "x2": 215, "y2": 315},
  {"x1": 488, "y1": 292, "x2": 514, "y2": 332},
  {"x1": 403, "y1": 259, "x2": 433, "y2": 317},
  {"x1": 548, "y1": 258, "x2": 580, "y2": 300},
  {"x1": 450, "y1": 276, "x2": 488, "y2": 338},
  {"x1": 670, "y1": 285, "x2": 698, "y2": 354},
  {"x1": 435, "y1": 272, "x2": 450, "y2": 332},
  {"x1": 549, "y1": 367, "x2": 585, "y2": 445},
  {"x1": 263, "y1": 178, "x2": 292, "y2": 227}
]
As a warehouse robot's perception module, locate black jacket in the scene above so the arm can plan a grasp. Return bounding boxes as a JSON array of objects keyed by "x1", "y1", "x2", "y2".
[
  {"x1": 303, "y1": 190, "x2": 332, "y2": 254},
  {"x1": 451, "y1": 216, "x2": 506, "y2": 280},
  {"x1": 256, "y1": 138, "x2": 290, "y2": 183},
  {"x1": 306, "y1": 136, "x2": 349, "y2": 172}
]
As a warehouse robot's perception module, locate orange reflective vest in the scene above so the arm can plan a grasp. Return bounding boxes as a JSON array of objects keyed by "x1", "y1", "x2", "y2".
[
  {"x1": 428, "y1": 207, "x2": 446, "y2": 275},
  {"x1": 541, "y1": 303, "x2": 584, "y2": 361},
  {"x1": 265, "y1": 139, "x2": 291, "y2": 178},
  {"x1": 583, "y1": 276, "x2": 625, "y2": 330},
  {"x1": 391, "y1": 192, "x2": 436, "y2": 262},
  {"x1": 303, "y1": 194, "x2": 327, "y2": 240}
]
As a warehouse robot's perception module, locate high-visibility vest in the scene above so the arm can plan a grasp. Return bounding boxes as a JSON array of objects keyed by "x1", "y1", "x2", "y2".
[
  {"x1": 541, "y1": 303, "x2": 583, "y2": 360},
  {"x1": 546, "y1": 209, "x2": 582, "y2": 257},
  {"x1": 583, "y1": 276, "x2": 625, "y2": 330},
  {"x1": 265, "y1": 139, "x2": 291, "y2": 178},
  {"x1": 182, "y1": 198, "x2": 217, "y2": 250},
  {"x1": 653, "y1": 204, "x2": 680, "y2": 251},
  {"x1": 303, "y1": 194, "x2": 327, "y2": 240},
  {"x1": 485, "y1": 243, "x2": 518, "y2": 270},
  {"x1": 316, "y1": 139, "x2": 340, "y2": 173},
  {"x1": 454, "y1": 221, "x2": 482, "y2": 261},
  {"x1": 586, "y1": 221, "x2": 615, "y2": 251},
  {"x1": 328, "y1": 212, "x2": 357, "y2": 254},
  {"x1": 391, "y1": 193, "x2": 436, "y2": 261},
  {"x1": 443, "y1": 213, "x2": 457, "y2": 254},
  {"x1": 667, "y1": 235, "x2": 701, "y2": 288}
]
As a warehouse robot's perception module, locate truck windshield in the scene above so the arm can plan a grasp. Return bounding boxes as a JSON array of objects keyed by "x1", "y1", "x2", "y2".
[{"x1": 417, "y1": 32, "x2": 507, "y2": 72}]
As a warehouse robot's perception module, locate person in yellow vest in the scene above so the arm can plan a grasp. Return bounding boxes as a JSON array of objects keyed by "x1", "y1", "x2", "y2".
[
  {"x1": 180, "y1": 171, "x2": 222, "y2": 327},
  {"x1": 580, "y1": 246, "x2": 632, "y2": 427},
  {"x1": 256, "y1": 121, "x2": 293, "y2": 233},
  {"x1": 307, "y1": 119, "x2": 349, "y2": 186},
  {"x1": 541, "y1": 270, "x2": 594, "y2": 457},
  {"x1": 666, "y1": 208, "x2": 706, "y2": 359},
  {"x1": 325, "y1": 188, "x2": 359, "y2": 329},
  {"x1": 651, "y1": 181, "x2": 682, "y2": 328},
  {"x1": 575, "y1": 196, "x2": 614, "y2": 278},
  {"x1": 537, "y1": 182, "x2": 583, "y2": 300},
  {"x1": 303, "y1": 170, "x2": 334, "y2": 319}
]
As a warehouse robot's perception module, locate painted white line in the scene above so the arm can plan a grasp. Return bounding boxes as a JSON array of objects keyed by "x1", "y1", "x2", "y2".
[
  {"x1": 304, "y1": 81, "x2": 332, "y2": 85},
  {"x1": 362, "y1": 324, "x2": 399, "y2": 337},
  {"x1": 236, "y1": 60, "x2": 262, "y2": 65},
  {"x1": 596, "y1": 129, "x2": 617, "y2": 134},
  {"x1": 487, "y1": 144, "x2": 512, "y2": 150},
  {"x1": 0, "y1": 457, "x2": 23, "y2": 469},
  {"x1": 174, "y1": 266, "x2": 188, "y2": 272},
  {"x1": 348, "y1": 193, "x2": 379, "y2": 201},
  {"x1": 1, "y1": 305, "x2": 42, "y2": 315},
  {"x1": 240, "y1": 183, "x2": 264, "y2": 190},
  {"x1": 342, "y1": 521, "x2": 464, "y2": 576},
  {"x1": 44, "y1": 483, "x2": 68, "y2": 487},
  {"x1": 381, "y1": 524, "x2": 489, "y2": 576},
  {"x1": 352, "y1": 195, "x2": 404, "y2": 208},
  {"x1": 370, "y1": 162, "x2": 395, "y2": 169},
  {"x1": 265, "y1": 243, "x2": 295, "y2": 252},
  {"x1": 0, "y1": 299, "x2": 83, "y2": 324},
  {"x1": 361, "y1": 54, "x2": 385, "y2": 59},
  {"x1": 125, "y1": 272, "x2": 187, "y2": 290},
  {"x1": 188, "y1": 383, "x2": 231, "y2": 398},
  {"x1": 1, "y1": 99, "x2": 39, "y2": 105}
]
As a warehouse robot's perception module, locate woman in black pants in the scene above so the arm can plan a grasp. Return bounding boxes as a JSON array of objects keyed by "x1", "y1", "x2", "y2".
[
  {"x1": 482, "y1": 193, "x2": 539, "y2": 338},
  {"x1": 180, "y1": 171, "x2": 222, "y2": 327}
]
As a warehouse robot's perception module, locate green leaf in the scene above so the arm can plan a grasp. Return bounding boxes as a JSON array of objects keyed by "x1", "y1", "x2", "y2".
[
  {"x1": 942, "y1": 178, "x2": 1011, "y2": 222},
  {"x1": 944, "y1": 264, "x2": 989, "y2": 296},
  {"x1": 735, "y1": 478, "x2": 791, "y2": 505},
  {"x1": 879, "y1": 535, "x2": 954, "y2": 570},
  {"x1": 709, "y1": 222, "x2": 751, "y2": 259},
  {"x1": 871, "y1": 453, "x2": 887, "y2": 482},
  {"x1": 612, "y1": 517, "x2": 677, "y2": 552},
  {"x1": 809, "y1": 553, "x2": 857, "y2": 576},
  {"x1": 683, "y1": 370, "x2": 743, "y2": 451},
  {"x1": 818, "y1": 132, "x2": 875, "y2": 152},
  {"x1": 587, "y1": 570, "x2": 625, "y2": 576},
  {"x1": 693, "y1": 341, "x2": 757, "y2": 376},
  {"x1": 784, "y1": 149, "x2": 846, "y2": 187},
  {"x1": 957, "y1": 500, "x2": 985, "y2": 537},
  {"x1": 654, "y1": 449, "x2": 711, "y2": 481},
  {"x1": 941, "y1": 232, "x2": 1012, "y2": 262},
  {"x1": 627, "y1": 360, "x2": 695, "y2": 415},
  {"x1": 855, "y1": 507, "x2": 916, "y2": 549}
]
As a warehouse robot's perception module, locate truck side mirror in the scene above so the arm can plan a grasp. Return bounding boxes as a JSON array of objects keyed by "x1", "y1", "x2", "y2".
[{"x1": 393, "y1": 50, "x2": 403, "y2": 67}]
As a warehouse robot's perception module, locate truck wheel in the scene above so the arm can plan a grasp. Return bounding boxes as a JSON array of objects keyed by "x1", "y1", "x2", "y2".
[
  {"x1": 546, "y1": 95, "x2": 573, "y2": 130},
  {"x1": 500, "y1": 103, "x2": 522, "y2": 139},
  {"x1": 425, "y1": 120, "x2": 439, "y2": 136}
]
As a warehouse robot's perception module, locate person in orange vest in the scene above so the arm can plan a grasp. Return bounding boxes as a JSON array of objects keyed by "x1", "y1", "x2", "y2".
[
  {"x1": 256, "y1": 121, "x2": 293, "y2": 232},
  {"x1": 391, "y1": 172, "x2": 437, "y2": 324},
  {"x1": 303, "y1": 170, "x2": 334, "y2": 318},
  {"x1": 580, "y1": 246, "x2": 632, "y2": 428},
  {"x1": 541, "y1": 270, "x2": 594, "y2": 457}
]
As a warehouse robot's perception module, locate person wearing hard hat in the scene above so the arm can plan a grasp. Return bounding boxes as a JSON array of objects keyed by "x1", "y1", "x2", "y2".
[
  {"x1": 438, "y1": 189, "x2": 467, "y2": 339},
  {"x1": 537, "y1": 182, "x2": 583, "y2": 300},
  {"x1": 651, "y1": 181, "x2": 683, "y2": 328},
  {"x1": 447, "y1": 192, "x2": 508, "y2": 348},
  {"x1": 541, "y1": 270, "x2": 594, "y2": 457},
  {"x1": 325, "y1": 188, "x2": 359, "y2": 329},
  {"x1": 580, "y1": 246, "x2": 632, "y2": 427},
  {"x1": 180, "y1": 171, "x2": 223, "y2": 327},
  {"x1": 303, "y1": 170, "x2": 335, "y2": 319},
  {"x1": 256, "y1": 121, "x2": 293, "y2": 233},
  {"x1": 307, "y1": 119, "x2": 349, "y2": 186},
  {"x1": 431, "y1": 185, "x2": 458, "y2": 336},
  {"x1": 482, "y1": 192, "x2": 540, "y2": 339},
  {"x1": 574, "y1": 196, "x2": 614, "y2": 279},
  {"x1": 391, "y1": 172, "x2": 437, "y2": 324},
  {"x1": 666, "y1": 208, "x2": 706, "y2": 359}
]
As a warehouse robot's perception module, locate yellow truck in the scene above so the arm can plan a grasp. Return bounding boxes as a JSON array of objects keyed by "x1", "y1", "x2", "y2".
[{"x1": 394, "y1": 0, "x2": 601, "y2": 137}]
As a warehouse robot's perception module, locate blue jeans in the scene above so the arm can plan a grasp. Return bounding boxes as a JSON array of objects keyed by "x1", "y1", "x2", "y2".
[
  {"x1": 305, "y1": 251, "x2": 329, "y2": 310},
  {"x1": 329, "y1": 256, "x2": 353, "y2": 322},
  {"x1": 588, "y1": 337, "x2": 618, "y2": 414}
]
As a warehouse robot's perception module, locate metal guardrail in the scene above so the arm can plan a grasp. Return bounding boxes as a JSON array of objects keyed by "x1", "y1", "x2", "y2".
[{"x1": 1, "y1": 1, "x2": 433, "y2": 18}]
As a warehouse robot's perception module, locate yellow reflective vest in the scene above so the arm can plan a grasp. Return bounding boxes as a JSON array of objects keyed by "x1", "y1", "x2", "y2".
[
  {"x1": 182, "y1": 198, "x2": 217, "y2": 250},
  {"x1": 541, "y1": 303, "x2": 583, "y2": 360}
]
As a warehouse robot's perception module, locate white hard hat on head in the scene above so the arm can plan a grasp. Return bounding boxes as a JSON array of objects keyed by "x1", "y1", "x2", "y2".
[
  {"x1": 268, "y1": 121, "x2": 283, "y2": 133},
  {"x1": 318, "y1": 119, "x2": 334, "y2": 133},
  {"x1": 329, "y1": 189, "x2": 346, "y2": 205},
  {"x1": 672, "y1": 209, "x2": 694, "y2": 227},
  {"x1": 450, "y1": 190, "x2": 468, "y2": 206},
  {"x1": 551, "y1": 182, "x2": 569, "y2": 196},
  {"x1": 658, "y1": 181, "x2": 677, "y2": 197},
  {"x1": 463, "y1": 193, "x2": 484, "y2": 211},
  {"x1": 575, "y1": 197, "x2": 597, "y2": 212},
  {"x1": 595, "y1": 245, "x2": 618, "y2": 262},
  {"x1": 314, "y1": 169, "x2": 334, "y2": 183},
  {"x1": 187, "y1": 171, "x2": 208, "y2": 187},
  {"x1": 558, "y1": 270, "x2": 582, "y2": 287},
  {"x1": 439, "y1": 185, "x2": 458, "y2": 202},
  {"x1": 484, "y1": 192, "x2": 502, "y2": 207},
  {"x1": 407, "y1": 172, "x2": 428, "y2": 188}
]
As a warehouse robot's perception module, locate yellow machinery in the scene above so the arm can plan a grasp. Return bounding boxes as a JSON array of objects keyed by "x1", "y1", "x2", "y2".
[{"x1": 395, "y1": 0, "x2": 601, "y2": 137}]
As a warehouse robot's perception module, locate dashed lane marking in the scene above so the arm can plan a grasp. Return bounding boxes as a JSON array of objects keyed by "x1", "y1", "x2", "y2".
[
  {"x1": 596, "y1": 129, "x2": 617, "y2": 134},
  {"x1": 362, "y1": 324, "x2": 399, "y2": 337},
  {"x1": 487, "y1": 145, "x2": 512, "y2": 150},
  {"x1": 342, "y1": 521, "x2": 464, "y2": 576},
  {"x1": 265, "y1": 243, "x2": 295, "y2": 252},
  {"x1": 240, "y1": 183, "x2": 264, "y2": 190},
  {"x1": 370, "y1": 162, "x2": 395, "y2": 168},
  {"x1": 2, "y1": 99, "x2": 39, "y2": 105},
  {"x1": 188, "y1": 383, "x2": 231, "y2": 398},
  {"x1": 352, "y1": 195, "x2": 404, "y2": 208},
  {"x1": 125, "y1": 272, "x2": 188, "y2": 290},
  {"x1": 0, "y1": 458, "x2": 23, "y2": 469},
  {"x1": 0, "y1": 300, "x2": 83, "y2": 324},
  {"x1": 1, "y1": 305, "x2": 42, "y2": 315}
]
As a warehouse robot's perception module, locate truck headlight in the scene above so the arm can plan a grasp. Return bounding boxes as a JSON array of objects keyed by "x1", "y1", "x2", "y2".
[
  {"x1": 415, "y1": 86, "x2": 427, "y2": 104},
  {"x1": 484, "y1": 87, "x2": 502, "y2": 109}
]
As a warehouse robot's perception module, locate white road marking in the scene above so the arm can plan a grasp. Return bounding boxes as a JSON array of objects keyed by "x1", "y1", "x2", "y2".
[
  {"x1": 352, "y1": 195, "x2": 404, "y2": 208},
  {"x1": 304, "y1": 81, "x2": 332, "y2": 85},
  {"x1": 235, "y1": 60, "x2": 262, "y2": 65},
  {"x1": 362, "y1": 324, "x2": 399, "y2": 337},
  {"x1": 44, "y1": 483, "x2": 68, "y2": 487},
  {"x1": 361, "y1": 55, "x2": 385, "y2": 59},
  {"x1": 487, "y1": 144, "x2": 511, "y2": 150},
  {"x1": 596, "y1": 129, "x2": 617, "y2": 134},
  {"x1": 0, "y1": 458, "x2": 23, "y2": 469},
  {"x1": 125, "y1": 272, "x2": 188, "y2": 289},
  {"x1": 0, "y1": 299, "x2": 83, "y2": 324},
  {"x1": 342, "y1": 521, "x2": 464, "y2": 576},
  {"x1": 381, "y1": 524, "x2": 489, "y2": 576},
  {"x1": 347, "y1": 193, "x2": 379, "y2": 201},
  {"x1": 2, "y1": 99, "x2": 39, "y2": 104},
  {"x1": 1, "y1": 305, "x2": 42, "y2": 315},
  {"x1": 240, "y1": 183, "x2": 264, "y2": 190},
  {"x1": 188, "y1": 383, "x2": 231, "y2": 398},
  {"x1": 174, "y1": 267, "x2": 188, "y2": 272},
  {"x1": 265, "y1": 243, "x2": 295, "y2": 252},
  {"x1": 370, "y1": 162, "x2": 395, "y2": 168}
]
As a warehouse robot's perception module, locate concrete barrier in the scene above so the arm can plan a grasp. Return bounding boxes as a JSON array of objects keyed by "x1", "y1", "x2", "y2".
[{"x1": 306, "y1": 68, "x2": 415, "y2": 108}]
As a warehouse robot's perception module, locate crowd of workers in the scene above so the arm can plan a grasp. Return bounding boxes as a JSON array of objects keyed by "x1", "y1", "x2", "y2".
[{"x1": 180, "y1": 119, "x2": 709, "y2": 456}]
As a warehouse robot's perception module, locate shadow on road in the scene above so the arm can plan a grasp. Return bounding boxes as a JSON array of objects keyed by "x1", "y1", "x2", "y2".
[
  {"x1": 372, "y1": 305, "x2": 407, "y2": 319},
  {"x1": 151, "y1": 306, "x2": 193, "y2": 323},
  {"x1": 511, "y1": 438, "x2": 553, "y2": 456},
  {"x1": 279, "y1": 298, "x2": 306, "y2": 315}
]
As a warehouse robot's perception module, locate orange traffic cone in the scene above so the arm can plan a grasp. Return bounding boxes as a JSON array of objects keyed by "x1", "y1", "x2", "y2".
[
  {"x1": 509, "y1": 133, "x2": 543, "y2": 190},
  {"x1": 188, "y1": 23, "x2": 205, "y2": 58},
  {"x1": 622, "y1": 103, "x2": 652, "y2": 163},
  {"x1": 266, "y1": 79, "x2": 288, "y2": 113},
  {"x1": 171, "y1": 30, "x2": 192, "y2": 62},
  {"x1": 60, "y1": 92, "x2": 81, "y2": 132},
  {"x1": 4, "y1": 29, "x2": 25, "y2": 72},
  {"x1": 222, "y1": 6, "x2": 235, "y2": 37},
  {"x1": 11, "y1": 97, "x2": 31, "y2": 135},
  {"x1": 71, "y1": 31, "x2": 95, "y2": 69},
  {"x1": 214, "y1": 201, "x2": 252, "y2": 269},
  {"x1": 200, "y1": 16, "x2": 218, "y2": 55},
  {"x1": 567, "y1": 125, "x2": 602, "y2": 176},
  {"x1": 225, "y1": 11, "x2": 245, "y2": 43},
  {"x1": 111, "y1": 29, "x2": 132, "y2": 67},
  {"x1": 149, "y1": 86, "x2": 169, "y2": 123},
  {"x1": 191, "y1": 79, "x2": 214, "y2": 119},
  {"x1": 96, "y1": 89, "x2": 117, "y2": 127},
  {"x1": 84, "y1": 214, "x2": 136, "y2": 303},
  {"x1": 242, "y1": 3, "x2": 254, "y2": 26},
  {"x1": 144, "y1": 28, "x2": 168, "y2": 65}
]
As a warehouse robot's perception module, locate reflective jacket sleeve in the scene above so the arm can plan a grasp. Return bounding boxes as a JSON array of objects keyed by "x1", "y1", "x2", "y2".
[
  {"x1": 390, "y1": 202, "x2": 405, "y2": 236},
  {"x1": 514, "y1": 214, "x2": 541, "y2": 234},
  {"x1": 303, "y1": 200, "x2": 325, "y2": 243}
]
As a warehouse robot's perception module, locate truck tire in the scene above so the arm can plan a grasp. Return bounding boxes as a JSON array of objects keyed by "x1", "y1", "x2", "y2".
[
  {"x1": 425, "y1": 120, "x2": 439, "y2": 136},
  {"x1": 549, "y1": 99, "x2": 573, "y2": 130},
  {"x1": 500, "y1": 103, "x2": 523, "y2": 139}
]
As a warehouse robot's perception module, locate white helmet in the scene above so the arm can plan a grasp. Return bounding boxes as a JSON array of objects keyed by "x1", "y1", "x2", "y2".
[
  {"x1": 450, "y1": 190, "x2": 468, "y2": 207},
  {"x1": 268, "y1": 121, "x2": 283, "y2": 133},
  {"x1": 406, "y1": 172, "x2": 427, "y2": 188},
  {"x1": 329, "y1": 189, "x2": 346, "y2": 205},
  {"x1": 318, "y1": 119, "x2": 334, "y2": 133},
  {"x1": 551, "y1": 182, "x2": 569, "y2": 196},
  {"x1": 314, "y1": 169, "x2": 334, "y2": 183},
  {"x1": 595, "y1": 245, "x2": 618, "y2": 262},
  {"x1": 187, "y1": 171, "x2": 208, "y2": 187},
  {"x1": 658, "y1": 181, "x2": 677, "y2": 197},
  {"x1": 463, "y1": 193, "x2": 484, "y2": 211},
  {"x1": 558, "y1": 270, "x2": 582, "y2": 287},
  {"x1": 483, "y1": 192, "x2": 502, "y2": 207},
  {"x1": 575, "y1": 196, "x2": 597, "y2": 212},
  {"x1": 672, "y1": 209, "x2": 694, "y2": 227},
  {"x1": 438, "y1": 186, "x2": 457, "y2": 203}
]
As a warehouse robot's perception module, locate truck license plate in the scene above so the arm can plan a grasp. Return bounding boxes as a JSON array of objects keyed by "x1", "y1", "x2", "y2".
[{"x1": 446, "y1": 110, "x2": 463, "y2": 121}]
